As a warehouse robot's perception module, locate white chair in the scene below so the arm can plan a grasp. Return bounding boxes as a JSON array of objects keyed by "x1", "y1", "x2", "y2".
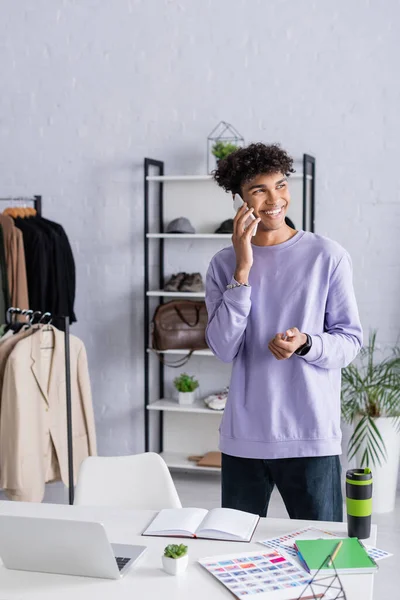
[{"x1": 74, "y1": 452, "x2": 182, "y2": 510}]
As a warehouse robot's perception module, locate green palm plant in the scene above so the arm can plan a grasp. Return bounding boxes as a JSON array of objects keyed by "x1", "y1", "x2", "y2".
[{"x1": 341, "y1": 331, "x2": 400, "y2": 467}]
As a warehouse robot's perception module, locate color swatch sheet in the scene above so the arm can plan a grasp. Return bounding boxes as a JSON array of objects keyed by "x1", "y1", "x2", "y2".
[
  {"x1": 259, "y1": 526, "x2": 392, "y2": 564},
  {"x1": 199, "y1": 549, "x2": 311, "y2": 599},
  {"x1": 364, "y1": 545, "x2": 393, "y2": 561}
]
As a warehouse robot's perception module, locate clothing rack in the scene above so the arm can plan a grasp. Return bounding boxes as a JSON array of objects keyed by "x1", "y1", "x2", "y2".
[
  {"x1": 0, "y1": 195, "x2": 42, "y2": 215},
  {"x1": 0, "y1": 196, "x2": 75, "y2": 504}
]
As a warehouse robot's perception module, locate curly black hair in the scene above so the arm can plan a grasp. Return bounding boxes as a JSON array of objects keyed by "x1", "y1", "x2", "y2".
[{"x1": 213, "y1": 143, "x2": 295, "y2": 195}]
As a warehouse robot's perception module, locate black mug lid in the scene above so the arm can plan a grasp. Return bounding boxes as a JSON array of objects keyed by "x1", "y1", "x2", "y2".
[{"x1": 346, "y1": 468, "x2": 373, "y2": 481}]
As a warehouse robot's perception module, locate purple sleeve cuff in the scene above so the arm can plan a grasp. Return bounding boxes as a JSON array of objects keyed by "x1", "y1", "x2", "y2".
[{"x1": 223, "y1": 277, "x2": 252, "y2": 306}]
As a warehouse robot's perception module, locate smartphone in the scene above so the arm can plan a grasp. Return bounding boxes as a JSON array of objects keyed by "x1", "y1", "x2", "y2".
[{"x1": 233, "y1": 194, "x2": 258, "y2": 236}]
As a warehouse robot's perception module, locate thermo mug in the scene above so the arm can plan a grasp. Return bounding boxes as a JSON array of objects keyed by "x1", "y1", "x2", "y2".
[{"x1": 346, "y1": 468, "x2": 373, "y2": 539}]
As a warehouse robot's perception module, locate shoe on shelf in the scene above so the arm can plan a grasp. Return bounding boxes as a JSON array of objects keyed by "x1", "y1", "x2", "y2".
[
  {"x1": 204, "y1": 387, "x2": 229, "y2": 411},
  {"x1": 164, "y1": 272, "x2": 186, "y2": 292},
  {"x1": 179, "y1": 273, "x2": 204, "y2": 293}
]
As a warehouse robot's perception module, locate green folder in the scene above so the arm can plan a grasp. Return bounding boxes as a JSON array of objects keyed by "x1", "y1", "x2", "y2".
[{"x1": 295, "y1": 538, "x2": 378, "y2": 575}]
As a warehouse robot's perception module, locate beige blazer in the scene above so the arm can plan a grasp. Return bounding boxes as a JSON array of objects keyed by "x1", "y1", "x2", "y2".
[
  {"x1": 0, "y1": 326, "x2": 97, "y2": 502},
  {"x1": 0, "y1": 213, "x2": 29, "y2": 310},
  {"x1": 0, "y1": 327, "x2": 34, "y2": 402}
]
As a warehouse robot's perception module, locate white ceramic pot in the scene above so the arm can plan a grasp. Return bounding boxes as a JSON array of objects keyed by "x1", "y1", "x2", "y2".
[
  {"x1": 354, "y1": 416, "x2": 400, "y2": 514},
  {"x1": 178, "y1": 391, "x2": 195, "y2": 405},
  {"x1": 162, "y1": 554, "x2": 189, "y2": 575}
]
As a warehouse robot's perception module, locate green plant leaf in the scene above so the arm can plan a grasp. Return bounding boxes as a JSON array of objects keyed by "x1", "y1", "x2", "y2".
[
  {"x1": 342, "y1": 329, "x2": 400, "y2": 466},
  {"x1": 173, "y1": 373, "x2": 199, "y2": 392},
  {"x1": 211, "y1": 141, "x2": 239, "y2": 160},
  {"x1": 347, "y1": 415, "x2": 387, "y2": 468},
  {"x1": 164, "y1": 543, "x2": 188, "y2": 558}
]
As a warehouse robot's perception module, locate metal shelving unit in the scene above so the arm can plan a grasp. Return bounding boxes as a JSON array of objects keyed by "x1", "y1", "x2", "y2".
[{"x1": 143, "y1": 156, "x2": 316, "y2": 471}]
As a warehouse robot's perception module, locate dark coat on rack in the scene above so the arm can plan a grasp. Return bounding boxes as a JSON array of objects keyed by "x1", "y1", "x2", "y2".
[
  {"x1": 40, "y1": 217, "x2": 76, "y2": 326},
  {"x1": 14, "y1": 216, "x2": 76, "y2": 329},
  {"x1": 14, "y1": 217, "x2": 50, "y2": 313}
]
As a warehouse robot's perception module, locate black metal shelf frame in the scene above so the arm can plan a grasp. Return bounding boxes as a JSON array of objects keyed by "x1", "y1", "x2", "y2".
[
  {"x1": 144, "y1": 156, "x2": 316, "y2": 454},
  {"x1": 303, "y1": 154, "x2": 316, "y2": 233},
  {"x1": 144, "y1": 159, "x2": 164, "y2": 452}
]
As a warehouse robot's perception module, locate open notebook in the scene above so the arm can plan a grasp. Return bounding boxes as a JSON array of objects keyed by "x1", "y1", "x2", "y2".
[{"x1": 142, "y1": 507, "x2": 259, "y2": 542}]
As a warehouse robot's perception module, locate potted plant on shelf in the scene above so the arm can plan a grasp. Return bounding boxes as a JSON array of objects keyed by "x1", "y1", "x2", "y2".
[
  {"x1": 341, "y1": 331, "x2": 400, "y2": 513},
  {"x1": 211, "y1": 140, "x2": 239, "y2": 163},
  {"x1": 162, "y1": 544, "x2": 189, "y2": 575},
  {"x1": 174, "y1": 373, "x2": 199, "y2": 405}
]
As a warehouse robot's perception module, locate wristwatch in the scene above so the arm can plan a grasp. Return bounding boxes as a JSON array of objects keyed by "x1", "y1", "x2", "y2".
[{"x1": 295, "y1": 333, "x2": 312, "y2": 357}]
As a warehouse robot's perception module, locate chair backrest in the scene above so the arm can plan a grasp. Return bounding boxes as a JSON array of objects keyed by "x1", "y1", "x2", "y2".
[{"x1": 74, "y1": 453, "x2": 182, "y2": 510}]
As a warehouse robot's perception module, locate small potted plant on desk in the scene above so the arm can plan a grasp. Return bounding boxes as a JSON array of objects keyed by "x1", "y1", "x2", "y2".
[
  {"x1": 174, "y1": 373, "x2": 199, "y2": 405},
  {"x1": 162, "y1": 544, "x2": 189, "y2": 575}
]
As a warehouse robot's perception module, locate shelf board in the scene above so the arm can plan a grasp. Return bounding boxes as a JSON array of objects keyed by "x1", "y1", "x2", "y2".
[
  {"x1": 147, "y1": 399, "x2": 223, "y2": 415},
  {"x1": 147, "y1": 290, "x2": 205, "y2": 298},
  {"x1": 147, "y1": 233, "x2": 231, "y2": 239},
  {"x1": 147, "y1": 348, "x2": 214, "y2": 357},
  {"x1": 146, "y1": 173, "x2": 310, "y2": 182},
  {"x1": 160, "y1": 451, "x2": 221, "y2": 473},
  {"x1": 147, "y1": 175, "x2": 213, "y2": 182}
]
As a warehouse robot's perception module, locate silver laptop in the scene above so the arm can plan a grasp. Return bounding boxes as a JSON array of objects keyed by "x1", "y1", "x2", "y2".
[{"x1": 0, "y1": 515, "x2": 146, "y2": 580}]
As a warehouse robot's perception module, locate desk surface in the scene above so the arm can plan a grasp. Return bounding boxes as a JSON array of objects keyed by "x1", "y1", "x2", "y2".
[{"x1": 0, "y1": 501, "x2": 377, "y2": 600}]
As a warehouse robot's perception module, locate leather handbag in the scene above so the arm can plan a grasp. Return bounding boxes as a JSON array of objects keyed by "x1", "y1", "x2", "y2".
[{"x1": 151, "y1": 300, "x2": 208, "y2": 367}]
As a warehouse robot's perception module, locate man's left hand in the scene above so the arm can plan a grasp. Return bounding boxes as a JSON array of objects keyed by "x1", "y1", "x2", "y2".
[{"x1": 268, "y1": 327, "x2": 307, "y2": 360}]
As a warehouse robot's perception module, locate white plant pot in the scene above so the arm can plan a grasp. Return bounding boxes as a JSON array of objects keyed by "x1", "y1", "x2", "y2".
[
  {"x1": 354, "y1": 416, "x2": 400, "y2": 514},
  {"x1": 178, "y1": 391, "x2": 196, "y2": 405},
  {"x1": 162, "y1": 554, "x2": 188, "y2": 575}
]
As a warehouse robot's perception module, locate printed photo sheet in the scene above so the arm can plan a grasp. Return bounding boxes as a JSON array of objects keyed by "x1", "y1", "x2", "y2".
[{"x1": 199, "y1": 549, "x2": 311, "y2": 599}]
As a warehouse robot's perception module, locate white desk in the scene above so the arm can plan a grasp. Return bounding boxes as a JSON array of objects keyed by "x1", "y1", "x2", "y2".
[{"x1": 0, "y1": 502, "x2": 376, "y2": 599}]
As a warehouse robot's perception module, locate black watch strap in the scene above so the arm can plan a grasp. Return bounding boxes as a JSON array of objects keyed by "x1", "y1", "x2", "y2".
[{"x1": 295, "y1": 333, "x2": 312, "y2": 357}]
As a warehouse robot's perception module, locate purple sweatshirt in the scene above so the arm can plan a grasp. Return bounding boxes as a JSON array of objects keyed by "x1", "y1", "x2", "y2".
[{"x1": 205, "y1": 231, "x2": 363, "y2": 459}]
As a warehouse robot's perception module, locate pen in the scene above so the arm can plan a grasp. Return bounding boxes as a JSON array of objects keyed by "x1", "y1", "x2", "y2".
[{"x1": 327, "y1": 540, "x2": 343, "y2": 567}]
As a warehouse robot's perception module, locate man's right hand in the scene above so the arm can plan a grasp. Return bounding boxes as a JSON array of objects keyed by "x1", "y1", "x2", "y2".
[{"x1": 232, "y1": 202, "x2": 260, "y2": 284}]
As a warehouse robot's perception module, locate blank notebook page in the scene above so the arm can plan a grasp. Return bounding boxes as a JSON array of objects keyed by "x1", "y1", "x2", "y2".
[
  {"x1": 198, "y1": 508, "x2": 258, "y2": 540},
  {"x1": 145, "y1": 508, "x2": 208, "y2": 536}
]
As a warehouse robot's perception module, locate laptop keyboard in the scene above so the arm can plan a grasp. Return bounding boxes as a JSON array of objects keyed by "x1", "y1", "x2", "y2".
[{"x1": 115, "y1": 556, "x2": 131, "y2": 571}]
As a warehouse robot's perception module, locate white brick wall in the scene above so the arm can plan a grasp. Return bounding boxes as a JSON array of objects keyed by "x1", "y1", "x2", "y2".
[{"x1": 0, "y1": 0, "x2": 398, "y2": 456}]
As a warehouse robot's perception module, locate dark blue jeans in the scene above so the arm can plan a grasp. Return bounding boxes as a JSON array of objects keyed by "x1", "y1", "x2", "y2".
[{"x1": 221, "y1": 453, "x2": 343, "y2": 521}]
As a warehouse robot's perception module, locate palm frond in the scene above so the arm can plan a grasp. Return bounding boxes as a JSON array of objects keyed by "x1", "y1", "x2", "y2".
[
  {"x1": 347, "y1": 415, "x2": 387, "y2": 468},
  {"x1": 342, "y1": 330, "x2": 400, "y2": 419},
  {"x1": 342, "y1": 330, "x2": 399, "y2": 467}
]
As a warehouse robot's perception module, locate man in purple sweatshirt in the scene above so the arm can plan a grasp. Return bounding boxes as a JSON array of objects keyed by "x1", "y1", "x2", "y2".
[{"x1": 205, "y1": 143, "x2": 362, "y2": 521}]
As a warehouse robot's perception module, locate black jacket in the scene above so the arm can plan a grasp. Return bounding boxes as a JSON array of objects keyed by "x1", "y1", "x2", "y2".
[{"x1": 14, "y1": 216, "x2": 76, "y2": 329}]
